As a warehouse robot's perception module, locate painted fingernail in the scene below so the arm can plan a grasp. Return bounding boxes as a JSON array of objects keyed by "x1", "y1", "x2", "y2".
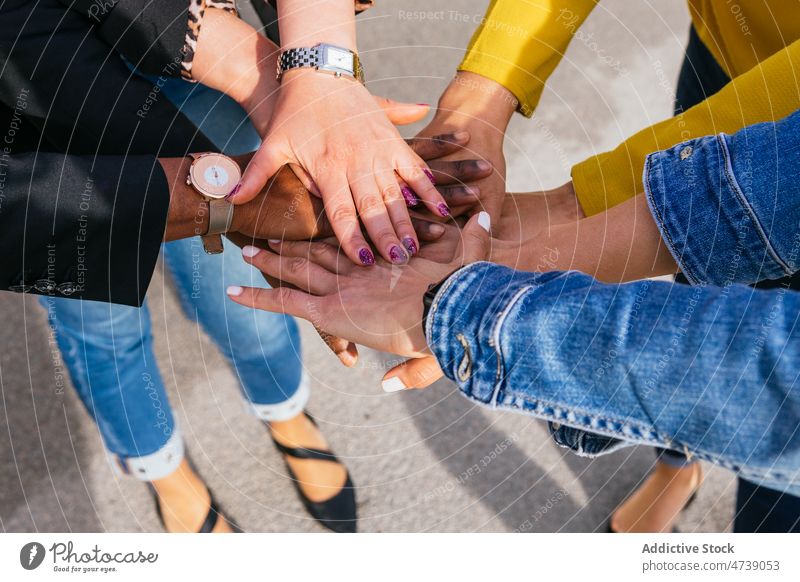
[
  {"x1": 453, "y1": 130, "x2": 469, "y2": 141},
  {"x1": 476, "y1": 160, "x2": 492, "y2": 171},
  {"x1": 465, "y1": 185, "x2": 480, "y2": 195},
  {"x1": 358, "y1": 248, "x2": 375, "y2": 266},
  {"x1": 226, "y1": 285, "x2": 243, "y2": 297},
  {"x1": 389, "y1": 245, "x2": 409, "y2": 264},
  {"x1": 402, "y1": 237, "x2": 418, "y2": 256},
  {"x1": 225, "y1": 182, "x2": 241, "y2": 200},
  {"x1": 242, "y1": 245, "x2": 261, "y2": 258},
  {"x1": 401, "y1": 186, "x2": 418, "y2": 207},
  {"x1": 477, "y1": 211, "x2": 491, "y2": 233},
  {"x1": 437, "y1": 203, "x2": 451, "y2": 217},
  {"x1": 268, "y1": 239, "x2": 281, "y2": 245},
  {"x1": 424, "y1": 168, "x2": 437, "y2": 185},
  {"x1": 382, "y1": 376, "x2": 407, "y2": 393}
]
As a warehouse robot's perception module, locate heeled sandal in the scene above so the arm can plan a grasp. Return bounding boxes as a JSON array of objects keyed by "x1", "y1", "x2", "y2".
[
  {"x1": 269, "y1": 412, "x2": 357, "y2": 533},
  {"x1": 607, "y1": 490, "x2": 699, "y2": 533},
  {"x1": 147, "y1": 458, "x2": 240, "y2": 533}
]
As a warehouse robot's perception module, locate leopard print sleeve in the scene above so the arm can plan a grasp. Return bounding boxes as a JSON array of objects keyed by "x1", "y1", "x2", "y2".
[{"x1": 181, "y1": 0, "x2": 238, "y2": 81}]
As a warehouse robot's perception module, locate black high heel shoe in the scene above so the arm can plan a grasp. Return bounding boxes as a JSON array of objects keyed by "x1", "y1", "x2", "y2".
[
  {"x1": 269, "y1": 412, "x2": 357, "y2": 533},
  {"x1": 147, "y1": 457, "x2": 240, "y2": 533}
]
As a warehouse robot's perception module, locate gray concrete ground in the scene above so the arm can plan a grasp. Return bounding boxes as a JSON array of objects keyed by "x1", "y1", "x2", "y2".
[{"x1": 0, "y1": 0, "x2": 738, "y2": 533}]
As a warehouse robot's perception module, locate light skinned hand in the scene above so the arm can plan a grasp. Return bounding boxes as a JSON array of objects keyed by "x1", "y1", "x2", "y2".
[
  {"x1": 226, "y1": 213, "x2": 493, "y2": 389},
  {"x1": 229, "y1": 70, "x2": 450, "y2": 268}
]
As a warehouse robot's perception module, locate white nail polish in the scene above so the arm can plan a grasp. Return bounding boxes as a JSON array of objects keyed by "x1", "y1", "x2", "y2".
[
  {"x1": 268, "y1": 239, "x2": 281, "y2": 245},
  {"x1": 226, "y1": 285, "x2": 244, "y2": 297},
  {"x1": 242, "y1": 245, "x2": 261, "y2": 258},
  {"x1": 477, "y1": 211, "x2": 491, "y2": 233},
  {"x1": 381, "y1": 376, "x2": 407, "y2": 393}
]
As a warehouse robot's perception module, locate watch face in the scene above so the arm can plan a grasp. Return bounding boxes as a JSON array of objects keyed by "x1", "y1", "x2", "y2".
[
  {"x1": 189, "y1": 154, "x2": 241, "y2": 199},
  {"x1": 325, "y1": 46, "x2": 354, "y2": 71}
]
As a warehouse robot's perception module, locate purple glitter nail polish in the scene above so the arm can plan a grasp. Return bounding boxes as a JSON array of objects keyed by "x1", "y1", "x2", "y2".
[
  {"x1": 358, "y1": 248, "x2": 375, "y2": 266},
  {"x1": 401, "y1": 186, "x2": 418, "y2": 207},
  {"x1": 437, "y1": 203, "x2": 451, "y2": 217},
  {"x1": 423, "y1": 169, "x2": 437, "y2": 185},
  {"x1": 389, "y1": 245, "x2": 408, "y2": 264},
  {"x1": 402, "y1": 237, "x2": 418, "y2": 256},
  {"x1": 225, "y1": 182, "x2": 242, "y2": 200}
]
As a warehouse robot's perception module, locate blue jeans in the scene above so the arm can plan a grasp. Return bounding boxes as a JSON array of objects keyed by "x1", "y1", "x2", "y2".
[{"x1": 40, "y1": 76, "x2": 307, "y2": 480}]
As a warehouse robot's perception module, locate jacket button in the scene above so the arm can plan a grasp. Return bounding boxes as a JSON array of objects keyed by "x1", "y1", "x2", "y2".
[
  {"x1": 56, "y1": 282, "x2": 77, "y2": 296},
  {"x1": 680, "y1": 146, "x2": 693, "y2": 160},
  {"x1": 8, "y1": 284, "x2": 33, "y2": 293},
  {"x1": 35, "y1": 279, "x2": 56, "y2": 293}
]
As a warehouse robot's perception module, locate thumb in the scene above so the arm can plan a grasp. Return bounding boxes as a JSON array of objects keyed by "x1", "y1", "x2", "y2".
[
  {"x1": 460, "y1": 211, "x2": 492, "y2": 264},
  {"x1": 373, "y1": 96, "x2": 431, "y2": 125},
  {"x1": 381, "y1": 356, "x2": 443, "y2": 391},
  {"x1": 231, "y1": 140, "x2": 288, "y2": 204}
]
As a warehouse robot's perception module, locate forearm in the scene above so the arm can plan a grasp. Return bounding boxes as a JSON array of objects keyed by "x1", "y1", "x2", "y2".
[
  {"x1": 428, "y1": 262, "x2": 800, "y2": 475},
  {"x1": 513, "y1": 193, "x2": 677, "y2": 282},
  {"x1": 161, "y1": 155, "x2": 328, "y2": 242},
  {"x1": 279, "y1": 0, "x2": 356, "y2": 50},
  {"x1": 160, "y1": 157, "x2": 208, "y2": 242},
  {"x1": 459, "y1": 0, "x2": 598, "y2": 117},
  {"x1": 572, "y1": 38, "x2": 800, "y2": 216},
  {"x1": 191, "y1": 8, "x2": 280, "y2": 130}
]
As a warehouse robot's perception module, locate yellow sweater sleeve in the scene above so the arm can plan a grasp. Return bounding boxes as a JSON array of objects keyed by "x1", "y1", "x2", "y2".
[
  {"x1": 572, "y1": 39, "x2": 800, "y2": 216},
  {"x1": 459, "y1": 0, "x2": 598, "y2": 117}
]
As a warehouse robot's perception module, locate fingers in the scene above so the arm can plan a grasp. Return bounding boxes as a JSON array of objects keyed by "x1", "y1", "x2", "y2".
[
  {"x1": 406, "y1": 131, "x2": 469, "y2": 161},
  {"x1": 460, "y1": 211, "x2": 493, "y2": 264},
  {"x1": 381, "y1": 356, "x2": 444, "y2": 391},
  {"x1": 396, "y1": 154, "x2": 450, "y2": 219},
  {"x1": 226, "y1": 284, "x2": 319, "y2": 322},
  {"x1": 321, "y1": 173, "x2": 376, "y2": 266},
  {"x1": 374, "y1": 96, "x2": 430, "y2": 125},
  {"x1": 439, "y1": 184, "x2": 481, "y2": 208},
  {"x1": 350, "y1": 171, "x2": 409, "y2": 264},
  {"x1": 231, "y1": 140, "x2": 286, "y2": 204},
  {"x1": 315, "y1": 327, "x2": 360, "y2": 368},
  {"x1": 411, "y1": 217, "x2": 446, "y2": 242},
  {"x1": 427, "y1": 158, "x2": 493, "y2": 186},
  {"x1": 240, "y1": 245, "x2": 338, "y2": 295},
  {"x1": 268, "y1": 239, "x2": 346, "y2": 273},
  {"x1": 377, "y1": 170, "x2": 418, "y2": 257}
]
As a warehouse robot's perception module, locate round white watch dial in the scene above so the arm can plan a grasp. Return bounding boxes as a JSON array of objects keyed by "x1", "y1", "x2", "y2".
[
  {"x1": 189, "y1": 154, "x2": 242, "y2": 199},
  {"x1": 204, "y1": 165, "x2": 230, "y2": 187}
]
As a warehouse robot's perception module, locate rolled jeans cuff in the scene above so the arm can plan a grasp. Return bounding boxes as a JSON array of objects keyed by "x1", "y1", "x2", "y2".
[
  {"x1": 110, "y1": 427, "x2": 185, "y2": 482},
  {"x1": 248, "y1": 371, "x2": 310, "y2": 422}
]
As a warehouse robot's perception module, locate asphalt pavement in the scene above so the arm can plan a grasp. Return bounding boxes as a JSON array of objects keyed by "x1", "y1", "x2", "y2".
[{"x1": 0, "y1": 0, "x2": 738, "y2": 533}]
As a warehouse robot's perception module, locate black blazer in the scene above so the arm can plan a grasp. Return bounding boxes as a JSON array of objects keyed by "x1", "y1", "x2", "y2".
[{"x1": 0, "y1": 0, "x2": 216, "y2": 306}]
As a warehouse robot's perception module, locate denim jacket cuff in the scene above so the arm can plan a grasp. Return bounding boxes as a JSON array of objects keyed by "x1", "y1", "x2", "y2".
[
  {"x1": 643, "y1": 134, "x2": 789, "y2": 286},
  {"x1": 426, "y1": 262, "x2": 526, "y2": 404}
]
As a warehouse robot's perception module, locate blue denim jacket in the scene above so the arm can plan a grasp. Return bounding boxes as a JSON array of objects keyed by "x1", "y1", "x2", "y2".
[{"x1": 426, "y1": 109, "x2": 800, "y2": 495}]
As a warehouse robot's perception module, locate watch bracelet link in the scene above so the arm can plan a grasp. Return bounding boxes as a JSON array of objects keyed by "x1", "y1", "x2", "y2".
[
  {"x1": 278, "y1": 47, "x2": 319, "y2": 78},
  {"x1": 277, "y1": 44, "x2": 364, "y2": 83}
]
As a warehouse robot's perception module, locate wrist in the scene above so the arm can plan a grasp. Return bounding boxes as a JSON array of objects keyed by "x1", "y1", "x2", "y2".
[
  {"x1": 437, "y1": 71, "x2": 517, "y2": 129},
  {"x1": 278, "y1": 1, "x2": 356, "y2": 51},
  {"x1": 162, "y1": 157, "x2": 209, "y2": 241}
]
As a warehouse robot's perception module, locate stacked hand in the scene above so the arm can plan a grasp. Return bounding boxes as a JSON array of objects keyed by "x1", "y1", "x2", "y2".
[
  {"x1": 226, "y1": 212, "x2": 493, "y2": 371},
  {"x1": 231, "y1": 70, "x2": 455, "y2": 267}
]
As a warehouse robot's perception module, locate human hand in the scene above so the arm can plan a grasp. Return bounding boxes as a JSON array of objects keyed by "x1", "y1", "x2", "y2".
[
  {"x1": 226, "y1": 212, "x2": 493, "y2": 362},
  {"x1": 231, "y1": 70, "x2": 449, "y2": 267},
  {"x1": 415, "y1": 71, "x2": 517, "y2": 222}
]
